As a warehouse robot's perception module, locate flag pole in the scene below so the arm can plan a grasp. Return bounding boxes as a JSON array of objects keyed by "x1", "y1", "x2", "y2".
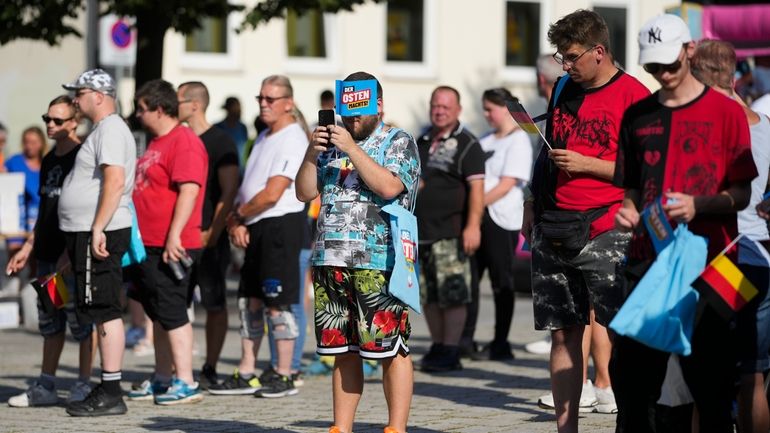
[{"x1": 717, "y1": 232, "x2": 744, "y2": 258}]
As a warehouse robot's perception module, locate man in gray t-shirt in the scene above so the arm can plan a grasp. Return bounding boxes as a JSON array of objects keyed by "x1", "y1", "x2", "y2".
[{"x1": 58, "y1": 69, "x2": 136, "y2": 417}]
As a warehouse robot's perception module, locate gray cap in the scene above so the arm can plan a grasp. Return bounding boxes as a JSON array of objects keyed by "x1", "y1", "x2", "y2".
[{"x1": 62, "y1": 68, "x2": 117, "y2": 98}]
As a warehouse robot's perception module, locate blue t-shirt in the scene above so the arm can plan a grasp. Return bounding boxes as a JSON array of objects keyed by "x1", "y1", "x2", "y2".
[
  {"x1": 5, "y1": 154, "x2": 41, "y2": 232},
  {"x1": 312, "y1": 125, "x2": 420, "y2": 270},
  {"x1": 214, "y1": 120, "x2": 249, "y2": 164}
]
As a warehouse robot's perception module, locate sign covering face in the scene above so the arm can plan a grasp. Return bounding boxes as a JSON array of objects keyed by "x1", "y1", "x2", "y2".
[{"x1": 335, "y1": 79, "x2": 379, "y2": 117}]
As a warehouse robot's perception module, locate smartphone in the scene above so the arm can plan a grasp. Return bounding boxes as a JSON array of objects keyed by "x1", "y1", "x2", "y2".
[
  {"x1": 318, "y1": 109, "x2": 336, "y2": 148},
  {"x1": 318, "y1": 109, "x2": 335, "y2": 128}
]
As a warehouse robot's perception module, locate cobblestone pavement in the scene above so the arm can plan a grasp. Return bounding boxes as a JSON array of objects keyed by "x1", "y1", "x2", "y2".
[{"x1": 0, "y1": 282, "x2": 617, "y2": 433}]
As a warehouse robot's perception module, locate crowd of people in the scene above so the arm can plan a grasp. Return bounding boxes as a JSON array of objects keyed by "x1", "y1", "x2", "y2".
[{"x1": 2, "y1": 7, "x2": 770, "y2": 433}]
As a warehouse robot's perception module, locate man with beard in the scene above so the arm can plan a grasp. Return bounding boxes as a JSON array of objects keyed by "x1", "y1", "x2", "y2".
[{"x1": 296, "y1": 71, "x2": 420, "y2": 433}]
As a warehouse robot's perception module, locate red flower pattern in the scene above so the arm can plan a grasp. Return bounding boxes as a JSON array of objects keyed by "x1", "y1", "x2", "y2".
[
  {"x1": 399, "y1": 311, "x2": 408, "y2": 333},
  {"x1": 360, "y1": 341, "x2": 382, "y2": 351},
  {"x1": 373, "y1": 310, "x2": 397, "y2": 334},
  {"x1": 321, "y1": 328, "x2": 346, "y2": 346},
  {"x1": 333, "y1": 269, "x2": 344, "y2": 283}
]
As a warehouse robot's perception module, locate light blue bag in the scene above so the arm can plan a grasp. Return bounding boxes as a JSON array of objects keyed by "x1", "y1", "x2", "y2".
[
  {"x1": 382, "y1": 203, "x2": 421, "y2": 314},
  {"x1": 121, "y1": 202, "x2": 147, "y2": 267},
  {"x1": 609, "y1": 225, "x2": 706, "y2": 355}
]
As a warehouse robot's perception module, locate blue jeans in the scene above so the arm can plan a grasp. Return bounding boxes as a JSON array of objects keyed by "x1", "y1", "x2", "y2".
[{"x1": 268, "y1": 248, "x2": 310, "y2": 371}]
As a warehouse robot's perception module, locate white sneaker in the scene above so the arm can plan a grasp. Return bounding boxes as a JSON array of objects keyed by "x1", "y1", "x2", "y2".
[
  {"x1": 67, "y1": 381, "x2": 92, "y2": 404},
  {"x1": 525, "y1": 335, "x2": 552, "y2": 355},
  {"x1": 8, "y1": 382, "x2": 58, "y2": 407},
  {"x1": 593, "y1": 385, "x2": 618, "y2": 414},
  {"x1": 536, "y1": 380, "x2": 598, "y2": 413}
]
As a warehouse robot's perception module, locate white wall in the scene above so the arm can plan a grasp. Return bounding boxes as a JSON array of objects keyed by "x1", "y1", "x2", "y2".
[
  {"x1": 0, "y1": 17, "x2": 88, "y2": 154},
  {"x1": 0, "y1": 0, "x2": 677, "y2": 155}
]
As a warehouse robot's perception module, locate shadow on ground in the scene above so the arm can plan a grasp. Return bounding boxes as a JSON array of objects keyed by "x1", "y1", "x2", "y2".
[
  {"x1": 294, "y1": 420, "x2": 445, "y2": 433},
  {"x1": 143, "y1": 416, "x2": 298, "y2": 432}
]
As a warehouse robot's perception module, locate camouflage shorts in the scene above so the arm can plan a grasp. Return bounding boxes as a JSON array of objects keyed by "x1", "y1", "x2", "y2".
[
  {"x1": 419, "y1": 238, "x2": 472, "y2": 307},
  {"x1": 531, "y1": 228, "x2": 630, "y2": 330}
]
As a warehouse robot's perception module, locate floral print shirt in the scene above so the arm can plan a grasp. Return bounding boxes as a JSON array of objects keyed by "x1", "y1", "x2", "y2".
[{"x1": 312, "y1": 125, "x2": 420, "y2": 270}]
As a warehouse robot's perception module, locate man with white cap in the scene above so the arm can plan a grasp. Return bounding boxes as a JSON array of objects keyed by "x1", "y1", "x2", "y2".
[
  {"x1": 613, "y1": 14, "x2": 756, "y2": 432},
  {"x1": 58, "y1": 68, "x2": 137, "y2": 416}
]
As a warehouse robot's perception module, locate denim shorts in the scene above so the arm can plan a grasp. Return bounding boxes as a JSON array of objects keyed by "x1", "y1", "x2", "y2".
[{"x1": 36, "y1": 260, "x2": 92, "y2": 341}]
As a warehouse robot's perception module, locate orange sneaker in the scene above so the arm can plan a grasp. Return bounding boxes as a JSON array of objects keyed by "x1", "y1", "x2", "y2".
[
  {"x1": 329, "y1": 426, "x2": 342, "y2": 433},
  {"x1": 384, "y1": 427, "x2": 401, "y2": 433}
]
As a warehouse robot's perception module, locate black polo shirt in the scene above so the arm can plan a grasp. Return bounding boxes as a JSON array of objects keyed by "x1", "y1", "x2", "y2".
[{"x1": 414, "y1": 122, "x2": 485, "y2": 243}]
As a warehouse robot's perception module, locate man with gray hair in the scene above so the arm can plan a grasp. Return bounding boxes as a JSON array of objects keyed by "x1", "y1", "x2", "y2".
[
  {"x1": 216, "y1": 75, "x2": 307, "y2": 398},
  {"x1": 59, "y1": 68, "x2": 136, "y2": 416}
]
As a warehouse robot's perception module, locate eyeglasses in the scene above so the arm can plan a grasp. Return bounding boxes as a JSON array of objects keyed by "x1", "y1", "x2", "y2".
[
  {"x1": 553, "y1": 45, "x2": 599, "y2": 67},
  {"x1": 41, "y1": 115, "x2": 74, "y2": 126},
  {"x1": 178, "y1": 99, "x2": 192, "y2": 105},
  {"x1": 255, "y1": 95, "x2": 289, "y2": 105}
]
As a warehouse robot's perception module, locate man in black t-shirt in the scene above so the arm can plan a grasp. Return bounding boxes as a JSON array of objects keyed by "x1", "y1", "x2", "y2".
[
  {"x1": 414, "y1": 86, "x2": 485, "y2": 372},
  {"x1": 177, "y1": 82, "x2": 240, "y2": 389},
  {"x1": 7, "y1": 95, "x2": 94, "y2": 408}
]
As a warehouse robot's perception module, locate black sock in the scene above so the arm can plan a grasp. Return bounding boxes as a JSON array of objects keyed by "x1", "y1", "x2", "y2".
[{"x1": 101, "y1": 370, "x2": 122, "y2": 395}]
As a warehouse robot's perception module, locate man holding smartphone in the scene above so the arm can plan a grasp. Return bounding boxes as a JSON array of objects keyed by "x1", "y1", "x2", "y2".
[
  {"x1": 296, "y1": 71, "x2": 420, "y2": 433},
  {"x1": 129, "y1": 79, "x2": 208, "y2": 405}
]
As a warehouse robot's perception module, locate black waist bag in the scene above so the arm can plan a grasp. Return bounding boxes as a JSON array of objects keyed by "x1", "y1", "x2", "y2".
[{"x1": 538, "y1": 206, "x2": 609, "y2": 252}]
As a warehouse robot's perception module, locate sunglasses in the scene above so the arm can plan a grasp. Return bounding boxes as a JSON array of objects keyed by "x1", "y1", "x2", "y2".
[
  {"x1": 42, "y1": 115, "x2": 74, "y2": 126},
  {"x1": 643, "y1": 60, "x2": 683, "y2": 75},
  {"x1": 255, "y1": 95, "x2": 289, "y2": 105}
]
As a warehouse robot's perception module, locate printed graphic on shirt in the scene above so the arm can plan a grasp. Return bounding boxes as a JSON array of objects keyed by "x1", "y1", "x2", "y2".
[{"x1": 312, "y1": 128, "x2": 420, "y2": 270}]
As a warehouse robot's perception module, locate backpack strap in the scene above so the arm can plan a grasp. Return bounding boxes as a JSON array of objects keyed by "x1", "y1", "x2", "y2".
[{"x1": 550, "y1": 75, "x2": 570, "y2": 110}]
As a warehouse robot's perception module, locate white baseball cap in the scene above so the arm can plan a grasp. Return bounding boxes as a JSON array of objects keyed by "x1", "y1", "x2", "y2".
[{"x1": 638, "y1": 14, "x2": 692, "y2": 66}]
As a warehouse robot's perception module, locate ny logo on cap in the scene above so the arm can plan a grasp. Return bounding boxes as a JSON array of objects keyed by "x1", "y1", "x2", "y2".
[{"x1": 648, "y1": 27, "x2": 662, "y2": 44}]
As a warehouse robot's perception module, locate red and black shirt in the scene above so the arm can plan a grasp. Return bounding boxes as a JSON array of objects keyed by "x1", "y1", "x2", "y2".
[
  {"x1": 614, "y1": 86, "x2": 756, "y2": 261},
  {"x1": 533, "y1": 70, "x2": 650, "y2": 238}
]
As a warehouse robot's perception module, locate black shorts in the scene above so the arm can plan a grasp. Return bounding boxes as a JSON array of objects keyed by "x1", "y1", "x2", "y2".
[
  {"x1": 476, "y1": 211, "x2": 517, "y2": 293},
  {"x1": 238, "y1": 212, "x2": 303, "y2": 308},
  {"x1": 190, "y1": 234, "x2": 231, "y2": 311},
  {"x1": 65, "y1": 228, "x2": 131, "y2": 325},
  {"x1": 129, "y1": 247, "x2": 200, "y2": 331}
]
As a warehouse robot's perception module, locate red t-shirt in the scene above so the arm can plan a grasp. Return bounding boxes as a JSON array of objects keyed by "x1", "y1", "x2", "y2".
[
  {"x1": 133, "y1": 125, "x2": 208, "y2": 248},
  {"x1": 615, "y1": 87, "x2": 756, "y2": 260},
  {"x1": 546, "y1": 71, "x2": 650, "y2": 238}
]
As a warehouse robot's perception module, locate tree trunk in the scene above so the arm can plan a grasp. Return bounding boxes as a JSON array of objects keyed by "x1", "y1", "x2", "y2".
[{"x1": 134, "y1": 10, "x2": 170, "y2": 94}]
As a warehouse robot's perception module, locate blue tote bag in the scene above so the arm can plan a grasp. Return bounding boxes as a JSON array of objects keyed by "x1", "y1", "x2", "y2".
[
  {"x1": 382, "y1": 203, "x2": 421, "y2": 314},
  {"x1": 609, "y1": 225, "x2": 706, "y2": 355},
  {"x1": 121, "y1": 202, "x2": 147, "y2": 267}
]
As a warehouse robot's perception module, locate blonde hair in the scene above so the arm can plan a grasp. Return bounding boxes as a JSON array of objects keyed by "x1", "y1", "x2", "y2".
[{"x1": 691, "y1": 39, "x2": 736, "y2": 91}]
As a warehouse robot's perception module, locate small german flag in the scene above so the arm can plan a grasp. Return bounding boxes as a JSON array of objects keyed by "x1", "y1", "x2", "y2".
[
  {"x1": 32, "y1": 273, "x2": 69, "y2": 316},
  {"x1": 505, "y1": 99, "x2": 542, "y2": 135},
  {"x1": 691, "y1": 240, "x2": 760, "y2": 319}
]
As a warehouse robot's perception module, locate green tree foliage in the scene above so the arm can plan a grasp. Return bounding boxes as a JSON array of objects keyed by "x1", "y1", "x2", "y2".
[
  {"x1": 0, "y1": 0, "x2": 85, "y2": 45},
  {"x1": 0, "y1": 0, "x2": 384, "y2": 91}
]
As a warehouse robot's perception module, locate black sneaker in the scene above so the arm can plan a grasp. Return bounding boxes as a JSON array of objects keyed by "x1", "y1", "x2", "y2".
[
  {"x1": 421, "y1": 346, "x2": 462, "y2": 373},
  {"x1": 208, "y1": 370, "x2": 261, "y2": 395},
  {"x1": 66, "y1": 385, "x2": 127, "y2": 417},
  {"x1": 198, "y1": 364, "x2": 219, "y2": 390},
  {"x1": 259, "y1": 366, "x2": 281, "y2": 384},
  {"x1": 256, "y1": 374, "x2": 298, "y2": 398}
]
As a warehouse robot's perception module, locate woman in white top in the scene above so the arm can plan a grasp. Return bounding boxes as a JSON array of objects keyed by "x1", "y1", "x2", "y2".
[{"x1": 473, "y1": 88, "x2": 533, "y2": 360}]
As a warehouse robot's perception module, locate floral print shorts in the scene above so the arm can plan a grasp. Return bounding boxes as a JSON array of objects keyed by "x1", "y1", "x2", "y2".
[{"x1": 313, "y1": 266, "x2": 411, "y2": 360}]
